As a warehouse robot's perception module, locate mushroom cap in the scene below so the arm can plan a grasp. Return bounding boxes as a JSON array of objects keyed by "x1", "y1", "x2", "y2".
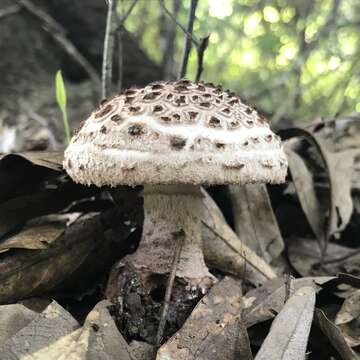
[{"x1": 64, "y1": 80, "x2": 288, "y2": 186}]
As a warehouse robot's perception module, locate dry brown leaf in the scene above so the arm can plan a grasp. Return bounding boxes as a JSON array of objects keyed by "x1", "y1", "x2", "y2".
[
  {"x1": 335, "y1": 289, "x2": 360, "y2": 347},
  {"x1": 202, "y1": 190, "x2": 277, "y2": 285},
  {"x1": 254, "y1": 286, "x2": 315, "y2": 360},
  {"x1": 315, "y1": 309, "x2": 358, "y2": 360},
  {"x1": 0, "y1": 152, "x2": 63, "y2": 171},
  {"x1": 0, "y1": 213, "x2": 102, "y2": 304},
  {"x1": 0, "y1": 223, "x2": 65, "y2": 252},
  {"x1": 285, "y1": 147, "x2": 325, "y2": 242},
  {"x1": 157, "y1": 277, "x2": 243, "y2": 360},
  {"x1": 325, "y1": 150, "x2": 355, "y2": 235},
  {"x1": 0, "y1": 301, "x2": 79, "y2": 359},
  {"x1": 243, "y1": 276, "x2": 333, "y2": 328},
  {"x1": 0, "y1": 304, "x2": 38, "y2": 348},
  {"x1": 288, "y1": 237, "x2": 360, "y2": 277},
  {"x1": 227, "y1": 184, "x2": 284, "y2": 262}
]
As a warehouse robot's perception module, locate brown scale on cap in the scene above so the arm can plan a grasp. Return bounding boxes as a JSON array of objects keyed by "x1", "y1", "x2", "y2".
[
  {"x1": 88, "y1": 80, "x2": 270, "y2": 133},
  {"x1": 128, "y1": 123, "x2": 145, "y2": 136},
  {"x1": 170, "y1": 136, "x2": 187, "y2": 149},
  {"x1": 110, "y1": 114, "x2": 123, "y2": 123},
  {"x1": 95, "y1": 104, "x2": 113, "y2": 118}
]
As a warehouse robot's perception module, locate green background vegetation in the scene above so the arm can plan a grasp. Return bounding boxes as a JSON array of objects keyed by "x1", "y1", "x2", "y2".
[{"x1": 125, "y1": 0, "x2": 360, "y2": 124}]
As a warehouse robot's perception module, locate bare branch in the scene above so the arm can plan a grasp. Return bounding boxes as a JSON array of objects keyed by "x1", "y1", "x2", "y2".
[
  {"x1": 119, "y1": 0, "x2": 138, "y2": 26},
  {"x1": 15, "y1": 0, "x2": 101, "y2": 91},
  {"x1": 159, "y1": 0, "x2": 198, "y2": 49},
  {"x1": 0, "y1": 4, "x2": 20, "y2": 20},
  {"x1": 102, "y1": 0, "x2": 118, "y2": 99},
  {"x1": 156, "y1": 230, "x2": 185, "y2": 346},
  {"x1": 117, "y1": 29, "x2": 124, "y2": 92},
  {"x1": 178, "y1": 0, "x2": 199, "y2": 79},
  {"x1": 195, "y1": 34, "x2": 210, "y2": 82},
  {"x1": 117, "y1": 0, "x2": 139, "y2": 91},
  {"x1": 162, "y1": 0, "x2": 181, "y2": 79}
]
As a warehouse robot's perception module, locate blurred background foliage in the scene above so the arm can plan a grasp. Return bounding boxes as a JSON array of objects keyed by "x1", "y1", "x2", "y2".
[{"x1": 125, "y1": 0, "x2": 360, "y2": 125}]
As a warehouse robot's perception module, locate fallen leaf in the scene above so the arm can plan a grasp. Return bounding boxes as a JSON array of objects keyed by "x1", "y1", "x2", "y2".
[
  {"x1": 243, "y1": 276, "x2": 332, "y2": 328},
  {"x1": 325, "y1": 151, "x2": 354, "y2": 235},
  {"x1": 315, "y1": 309, "x2": 358, "y2": 360},
  {"x1": 157, "y1": 277, "x2": 243, "y2": 360},
  {"x1": 202, "y1": 190, "x2": 277, "y2": 285},
  {"x1": 0, "y1": 152, "x2": 63, "y2": 171},
  {"x1": 0, "y1": 213, "x2": 102, "y2": 304},
  {"x1": 254, "y1": 286, "x2": 316, "y2": 360},
  {"x1": 335, "y1": 289, "x2": 360, "y2": 347},
  {"x1": 0, "y1": 304, "x2": 37, "y2": 348},
  {"x1": 288, "y1": 237, "x2": 360, "y2": 277},
  {"x1": 0, "y1": 301, "x2": 79, "y2": 359},
  {"x1": 284, "y1": 147, "x2": 325, "y2": 242},
  {"x1": 227, "y1": 184, "x2": 284, "y2": 262},
  {"x1": 0, "y1": 223, "x2": 65, "y2": 252}
]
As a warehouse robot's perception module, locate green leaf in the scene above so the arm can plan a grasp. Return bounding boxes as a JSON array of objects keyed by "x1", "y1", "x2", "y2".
[
  {"x1": 55, "y1": 70, "x2": 71, "y2": 144},
  {"x1": 55, "y1": 70, "x2": 67, "y2": 112}
]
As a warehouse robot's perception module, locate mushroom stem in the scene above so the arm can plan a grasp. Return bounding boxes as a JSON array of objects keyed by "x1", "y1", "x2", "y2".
[{"x1": 128, "y1": 184, "x2": 216, "y2": 288}]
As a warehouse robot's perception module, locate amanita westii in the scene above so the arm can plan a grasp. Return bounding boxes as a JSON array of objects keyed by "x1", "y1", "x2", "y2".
[{"x1": 64, "y1": 79, "x2": 287, "y2": 334}]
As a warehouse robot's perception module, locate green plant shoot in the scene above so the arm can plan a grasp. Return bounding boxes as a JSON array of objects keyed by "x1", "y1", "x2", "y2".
[{"x1": 55, "y1": 70, "x2": 71, "y2": 144}]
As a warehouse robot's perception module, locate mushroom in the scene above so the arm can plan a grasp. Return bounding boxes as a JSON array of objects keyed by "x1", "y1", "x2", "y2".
[{"x1": 64, "y1": 80, "x2": 288, "y2": 292}]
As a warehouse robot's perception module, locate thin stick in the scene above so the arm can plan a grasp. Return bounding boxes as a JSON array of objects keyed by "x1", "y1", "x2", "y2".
[
  {"x1": 284, "y1": 273, "x2": 294, "y2": 302},
  {"x1": 178, "y1": 0, "x2": 199, "y2": 79},
  {"x1": 118, "y1": 0, "x2": 138, "y2": 29},
  {"x1": 156, "y1": 229, "x2": 185, "y2": 346},
  {"x1": 159, "y1": 0, "x2": 198, "y2": 48},
  {"x1": 117, "y1": 0, "x2": 138, "y2": 91},
  {"x1": 195, "y1": 34, "x2": 210, "y2": 81},
  {"x1": 117, "y1": 28, "x2": 124, "y2": 92},
  {"x1": 15, "y1": 0, "x2": 100, "y2": 91},
  {"x1": 102, "y1": 0, "x2": 118, "y2": 99}
]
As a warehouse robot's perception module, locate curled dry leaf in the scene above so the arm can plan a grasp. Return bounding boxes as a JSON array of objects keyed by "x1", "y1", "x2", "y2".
[
  {"x1": 281, "y1": 128, "x2": 355, "y2": 259},
  {"x1": 0, "y1": 151, "x2": 63, "y2": 172},
  {"x1": 0, "y1": 223, "x2": 65, "y2": 253},
  {"x1": 325, "y1": 150, "x2": 355, "y2": 235},
  {"x1": 254, "y1": 286, "x2": 316, "y2": 360},
  {"x1": 288, "y1": 237, "x2": 360, "y2": 278},
  {"x1": 315, "y1": 309, "x2": 358, "y2": 360},
  {"x1": 284, "y1": 147, "x2": 325, "y2": 242},
  {"x1": 0, "y1": 213, "x2": 102, "y2": 304},
  {"x1": 202, "y1": 189, "x2": 277, "y2": 285},
  {"x1": 335, "y1": 289, "x2": 360, "y2": 347},
  {"x1": 243, "y1": 276, "x2": 333, "y2": 328},
  {"x1": 227, "y1": 184, "x2": 284, "y2": 262}
]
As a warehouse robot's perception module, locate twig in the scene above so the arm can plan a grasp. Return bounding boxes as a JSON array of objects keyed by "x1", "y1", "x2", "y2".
[
  {"x1": 162, "y1": 0, "x2": 181, "y2": 79},
  {"x1": 102, "y1": 0, "x2": 118, "y2": 99},
  {"x1": 117, "y1": 0, "x2": 138, "y2": 29},
  {"x1": 117, "y1": 29, "x2": 124, "y2": 92},
  {"x1": 15, "y1": 0, "x2": 101, "y2": 91},
  {"x1": 156, "y1": 229, "x2": 185, "y2": 346},
  {"x1": 284, "y1": 273, "x2": 294, "y2": 302},
  {"x1": 159, "y1": 0, "x2": 198, "y2": 48},
  {"x1": 177, "y1": 0, "x2": 199, "y2": 79},
  {"x1": 116, "y1": 0, "x2": 139, "y2": 91},
  {"x1": 0, "y1": 4, "x2": 20, "y2": 19},
  {"x1": 195, "y1": 34, "x2": 210, "y2": 81}
]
